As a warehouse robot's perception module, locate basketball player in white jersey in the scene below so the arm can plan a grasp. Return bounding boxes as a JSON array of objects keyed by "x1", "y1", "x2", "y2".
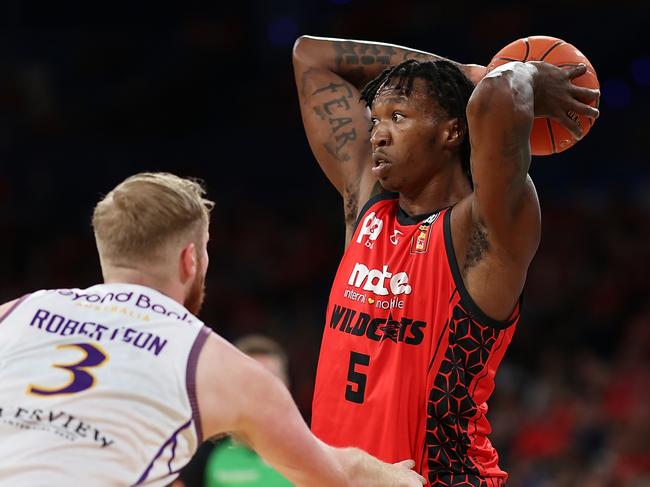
[{"x1": 0, "y1": 172, "x2": 425, "y2": 487}]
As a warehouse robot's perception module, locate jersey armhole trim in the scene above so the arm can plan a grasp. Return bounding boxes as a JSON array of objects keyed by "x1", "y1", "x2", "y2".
[
  {"x1": 443, "y1": 208, "x2": 520, "y2": 330},
  {"x1": 186, "y1": 326, "x2": 211, "y2": 444},
  {"x1": 0, "y1": 294, "x2": 31, "y2": 326},
  {"x1": 133, "y1": 418, "x2": 193, "y2": 486},
  {"x1": 352, "y1": 191, "x2": 398, "y2": 234}
]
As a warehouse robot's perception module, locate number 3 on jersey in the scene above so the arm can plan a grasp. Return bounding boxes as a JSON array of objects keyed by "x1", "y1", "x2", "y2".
[
  {"x1": 345, "y1": 351, "x2": 370, "y2": 404},
  {"x1": 28, "y1": 342, "x2": 108, "y2": 396}
]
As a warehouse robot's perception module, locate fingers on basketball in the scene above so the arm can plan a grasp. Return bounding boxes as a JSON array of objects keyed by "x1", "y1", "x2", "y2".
[{"x1": 487, "y1": 35, "x2": 600, "y2": 155}]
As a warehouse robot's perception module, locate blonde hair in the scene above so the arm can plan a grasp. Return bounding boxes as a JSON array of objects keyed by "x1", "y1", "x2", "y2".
[{"x1": 92, "y1": 172, "x2": 214, "y2": 266}]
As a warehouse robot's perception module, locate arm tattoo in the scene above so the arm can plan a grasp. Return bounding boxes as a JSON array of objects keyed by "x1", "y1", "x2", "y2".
[
  {"x1": 333, "y1": 42, "x2": 398, "y2": 71},
  {"x1": 344, "y1": 183, "x2": 359, "y2": 233},
  {"x1": 310, "y1": 80, "x2": 360, "y2": 163}
]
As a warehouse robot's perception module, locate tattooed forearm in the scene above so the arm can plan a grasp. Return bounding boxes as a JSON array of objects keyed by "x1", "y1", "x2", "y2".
[
  {"x1": 311, "y1": 80, "x2": 359, "y2": 163},
  {"x1": 324, "y1": 130, "x2": 357, "y2": 163}
]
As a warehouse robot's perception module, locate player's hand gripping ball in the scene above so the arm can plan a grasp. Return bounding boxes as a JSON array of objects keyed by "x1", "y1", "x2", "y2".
[{"x1": 487, "y1": 35, "x2": 600, "y2": 155}]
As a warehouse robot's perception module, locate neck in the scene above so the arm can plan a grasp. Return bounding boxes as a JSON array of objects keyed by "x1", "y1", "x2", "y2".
[
  {"x1": 398, "y1": 157, "x2": 471, "y2": 216},
  {"x1": 102, "y1": 265, "x2": 184, "y2": 305}
]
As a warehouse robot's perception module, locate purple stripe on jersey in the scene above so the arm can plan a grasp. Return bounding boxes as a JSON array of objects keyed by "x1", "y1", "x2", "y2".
[
  {"x1": 168, "y1": 434, "x2": 179, "y2": 473},
  {"x1": 0, "y1": 294, "x2": 31, "y2": 326},
  {"x1": 186, "y1": 326, "x2": 210, "y2": 444},
  {"x1": 133, "y1": 418, "x2": 193, "y2": 486}
]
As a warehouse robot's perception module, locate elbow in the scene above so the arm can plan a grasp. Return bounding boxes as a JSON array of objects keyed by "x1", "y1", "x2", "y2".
[
  {"x1": 292, "y1": 35, "x2": 318, "y2": 66},
  {"x1": 468, "y1": 70, "x2": 516, "y2": 116},
  {"x1": 292, "y1": 35, "x2": 308, "y2": 60},
  {"x1": 467, "y1": 66, "x2": 533, "y2": 126}
]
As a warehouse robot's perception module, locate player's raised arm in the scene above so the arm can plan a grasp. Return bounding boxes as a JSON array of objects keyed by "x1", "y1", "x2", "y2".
[
  {"x1": 196, "y1": 332, "x2": 425, "y2": 487},
  {"x1": 463, "y1": 61, "x2": 600, "y2": 312},
  {"x1": 292, "y1": 35, "x2": 485, "y2": 239}
]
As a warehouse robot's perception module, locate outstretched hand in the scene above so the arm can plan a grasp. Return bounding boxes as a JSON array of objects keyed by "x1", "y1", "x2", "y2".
[
  {"x1": 391, "y1": 459, "x2": 427, "y2": 486},
  {"x1": 531, "y1": 61, "x2": 600, "y2": 140}
]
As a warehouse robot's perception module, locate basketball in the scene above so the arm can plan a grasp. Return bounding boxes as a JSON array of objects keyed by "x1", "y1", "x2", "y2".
[{"x1": 487, "y1": 36, "x2": 599, "y2": 156}]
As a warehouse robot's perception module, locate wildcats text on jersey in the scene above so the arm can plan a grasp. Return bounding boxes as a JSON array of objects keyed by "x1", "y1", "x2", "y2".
[
  {"x1": 314, "y1": 199, "x2": 518, "y2": 484},
  {"x1": 329, "y1": 304, "x2": 425, "y2": 345}
]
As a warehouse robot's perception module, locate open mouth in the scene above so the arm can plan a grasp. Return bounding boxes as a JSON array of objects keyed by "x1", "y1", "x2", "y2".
[
  {"x1": 372, "y1": 151, "x2": 392, "y2": 166},
  {"x1": 371, "y1": 158, "x2": 392, "y2": 177}
]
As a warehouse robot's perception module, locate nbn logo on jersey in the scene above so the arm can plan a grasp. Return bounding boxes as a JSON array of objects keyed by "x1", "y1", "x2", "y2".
[{"x1": 347, "y1": 263, "x2": 412, "y2": 296}]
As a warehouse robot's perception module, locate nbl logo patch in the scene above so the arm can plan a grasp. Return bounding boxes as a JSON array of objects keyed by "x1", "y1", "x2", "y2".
[{"x1": 410, "y1": 211, "x2": 440, "y2": 254}]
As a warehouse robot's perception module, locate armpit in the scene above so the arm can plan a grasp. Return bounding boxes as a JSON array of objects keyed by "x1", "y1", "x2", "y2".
[
  {"x1": 463, "y1": 221, "x2": 489, "y2": 273},
  {"x1": 344, "y1": 183, "x2": 359, "y2": 230}
]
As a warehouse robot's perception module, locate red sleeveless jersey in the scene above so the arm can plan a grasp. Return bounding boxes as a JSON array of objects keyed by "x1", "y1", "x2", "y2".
[{"x1": 312, "y1": 193, "x2": 520, "y2": 486}]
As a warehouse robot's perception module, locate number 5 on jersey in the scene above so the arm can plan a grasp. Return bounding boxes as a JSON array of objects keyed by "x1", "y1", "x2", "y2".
[
  {"x1": 28, "y1": 342, "x2": 108, "y2": 396},
  {"x1": 345, "y1": 351, "x2": 370, "y2": 404}
]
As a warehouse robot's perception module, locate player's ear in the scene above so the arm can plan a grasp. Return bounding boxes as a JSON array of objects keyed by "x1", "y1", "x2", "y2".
[
  {"x1": 179, "y1": 242, "x2": 197, "y2": 284},
  {"x1": 443, "y1": 118, "x2": 465, "y2": 148}
]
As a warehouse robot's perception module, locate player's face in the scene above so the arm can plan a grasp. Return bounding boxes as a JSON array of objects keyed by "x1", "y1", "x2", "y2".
[
  {"x1": 184, "y1": 228, "x2": 209, "y2": 315},
  {"x1": 370, "y1": 78, "x2": 450, "y2": 194}
]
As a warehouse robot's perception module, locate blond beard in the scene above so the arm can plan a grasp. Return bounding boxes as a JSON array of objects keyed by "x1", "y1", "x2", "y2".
[{"x1": 184, "y1": 270, "x2": 205, "y2": 316}]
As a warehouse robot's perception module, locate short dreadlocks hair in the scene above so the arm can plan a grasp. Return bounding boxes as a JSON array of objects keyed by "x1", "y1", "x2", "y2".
[{"x1": 360, "y1": 59, "x2": 475, "y2": 185}]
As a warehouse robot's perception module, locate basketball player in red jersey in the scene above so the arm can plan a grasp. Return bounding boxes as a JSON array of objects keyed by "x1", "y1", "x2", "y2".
[{"x1": 293, "y1": 36, "x2": 599, "y2": 486}]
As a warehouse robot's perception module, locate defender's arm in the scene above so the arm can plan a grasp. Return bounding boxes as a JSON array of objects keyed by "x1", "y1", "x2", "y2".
[{"x1": 196, "y1": 332, "x2": 425, "y2": 487}]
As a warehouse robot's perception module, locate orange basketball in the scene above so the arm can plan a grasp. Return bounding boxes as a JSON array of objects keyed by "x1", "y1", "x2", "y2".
[{"x1": 487, "y1": 36, "x2": 599, "y2": 156}]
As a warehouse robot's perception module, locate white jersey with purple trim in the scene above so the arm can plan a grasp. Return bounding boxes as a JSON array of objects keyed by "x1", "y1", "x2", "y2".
[{"x1": 0, "y1": 283, "x2": 210, "y2": 486}]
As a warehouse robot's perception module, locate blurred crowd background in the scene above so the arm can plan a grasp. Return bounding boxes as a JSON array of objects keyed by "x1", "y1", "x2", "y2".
[{"x1": 1, "y1": 1, "x2": 648, "y2": 486}]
